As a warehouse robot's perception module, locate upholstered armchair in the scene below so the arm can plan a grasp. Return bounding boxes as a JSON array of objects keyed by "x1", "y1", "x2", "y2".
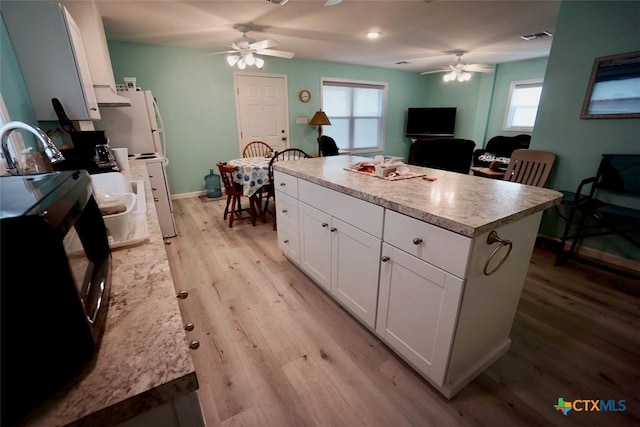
[{"x1": 472, "y1": 134, "x2": 531, "y2": 167}]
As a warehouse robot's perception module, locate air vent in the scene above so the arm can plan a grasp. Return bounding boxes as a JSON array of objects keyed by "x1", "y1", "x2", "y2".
[{"x1": 521, "y1": 31, "x2": 553, "y2": 41}]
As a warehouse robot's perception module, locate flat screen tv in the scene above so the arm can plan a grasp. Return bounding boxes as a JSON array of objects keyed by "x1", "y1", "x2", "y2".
[{"x1": 405, "y1": 107, "x2": 456, "y2": 137}]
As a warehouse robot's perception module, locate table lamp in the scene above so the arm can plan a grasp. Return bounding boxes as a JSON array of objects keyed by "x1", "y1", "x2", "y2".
[{"x1": 309, "y1": 110, "x2": 331, "y2": 139}]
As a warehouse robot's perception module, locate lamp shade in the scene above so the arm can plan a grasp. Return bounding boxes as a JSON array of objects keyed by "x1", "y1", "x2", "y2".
[{"x1": 309, "y1": 110, "x2": 331, "y2": 126}]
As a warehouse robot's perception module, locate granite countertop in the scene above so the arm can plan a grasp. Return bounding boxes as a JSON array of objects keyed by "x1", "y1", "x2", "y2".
[
  {"x1": 23, "y1": 160, "x2": 197, "y2": 426},
  {"x1": 273, "y1": 155, "x2": 563, "y2": 238}
]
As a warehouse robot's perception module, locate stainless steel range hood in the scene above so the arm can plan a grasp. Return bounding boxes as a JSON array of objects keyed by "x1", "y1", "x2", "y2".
[{"x1": 95, "y1": 85, "x2": 132, "y2": 107}]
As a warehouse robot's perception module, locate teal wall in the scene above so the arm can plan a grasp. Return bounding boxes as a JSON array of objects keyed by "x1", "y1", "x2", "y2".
[
  {"x1": 107, "y1": 41, "x2": 425, "y2": 194},
  {"x1": 0, "y1": 17, "x2": 36, "y2": 126},
  {"x1": 533, "y1": 1, "x2": 640, "y2": 260}
]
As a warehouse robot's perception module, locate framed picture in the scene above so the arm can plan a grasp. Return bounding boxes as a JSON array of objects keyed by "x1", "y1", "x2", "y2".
[{"x1": 581, "y1": 50, "x2": 640, "y2": 119}]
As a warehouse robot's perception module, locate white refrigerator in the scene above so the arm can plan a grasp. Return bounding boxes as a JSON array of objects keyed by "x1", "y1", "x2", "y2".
[
  {"x1": 95, "y1": 89, "x2": 166, "y2": 157},
  {"x1": 96, "y1": 89, "x2": 177, "y2": 238}
]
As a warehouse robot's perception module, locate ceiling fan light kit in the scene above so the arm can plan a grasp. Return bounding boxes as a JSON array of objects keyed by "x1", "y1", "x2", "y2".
[
  {"x1": 215, "y1": 23, "x2": 294, "y2": 70},
  {"x1": 422, "y1": 51, "x2": 493, "y2": 82}
]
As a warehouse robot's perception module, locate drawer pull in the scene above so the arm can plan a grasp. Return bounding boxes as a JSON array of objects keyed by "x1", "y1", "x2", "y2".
[
  {"x1": 412, "y1": 237, "x2": 423, "y2": 245},
  {"x1": 280, "y1": 182, "x2": 286, "y2": 186},
  {"x1": 282, "y1": 209, "x2": 288, "y2": 214},
  {"x1": 189, "y1": 340, "x2": 200, "y2": 350},
  {"x1": 330, "y1": 227, "x2": 337, "y2": 232},
  {"x1": 185, "y1": 323, "x2": 195, "y2": 331},
  {"x1": 381, "y1": 256, "x2": 390, "y2": 262},
  {"x1": 483, "y1": 231, "x2": 513, "y2": 276},
  {"x1": 283, "y1": 239, "x2": 289, "y2": 244},
  {"x1": 321, "y1": 222, "x2": 329, "y2": 228},
  {"x1": 177, "y1": 290, "x2": 189, "y2": 299}
]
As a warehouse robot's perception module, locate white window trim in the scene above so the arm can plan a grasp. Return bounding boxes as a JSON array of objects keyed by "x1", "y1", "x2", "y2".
[
  {"x1": 502, "y1": 78, "x2": 543, "y2": 132},
  {"x1": 320, "y1": 77, "x2": 388, "y2": 153}
]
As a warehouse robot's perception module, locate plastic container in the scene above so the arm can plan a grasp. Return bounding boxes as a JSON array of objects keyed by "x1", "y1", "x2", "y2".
[
  {"x1": 101, "y1": 193, "x2": 136, "y2": 241},
  {"x1": 204, "y1": 169, "x2": 222, "y2": 198}
]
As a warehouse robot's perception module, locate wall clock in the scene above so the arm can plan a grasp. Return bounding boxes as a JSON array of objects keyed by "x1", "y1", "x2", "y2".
[{"x1": 299, "y1": 89, "x2": 311, "y2": 103}]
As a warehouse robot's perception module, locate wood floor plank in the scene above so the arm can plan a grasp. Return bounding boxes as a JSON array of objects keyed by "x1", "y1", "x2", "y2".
[{"x1": 165, "y1": 197, "x2": 640, "y2": 427}]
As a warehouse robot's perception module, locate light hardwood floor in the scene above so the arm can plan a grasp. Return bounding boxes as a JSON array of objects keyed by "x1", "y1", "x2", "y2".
[{"x1": 165, "y1": 197, "x2": 639, "y2": 427}]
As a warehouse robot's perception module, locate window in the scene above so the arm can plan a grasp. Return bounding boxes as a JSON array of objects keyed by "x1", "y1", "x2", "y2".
[
  {"x1": 321, "y1": 78, "x2": 387, "y2": 152},
  {"x1": 503, "y1": 79, "x2": 543, "y2": 131}
]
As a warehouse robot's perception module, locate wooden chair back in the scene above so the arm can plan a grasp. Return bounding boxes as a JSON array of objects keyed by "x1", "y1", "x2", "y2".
[
  {"x1": 503, "y1": 149, "x2": 556, "y2": 187},
  {"x1": 242, "y1": 141, "x2": 272, "y2": 158},
  {"x1": 217, "y1": 161, "x2": 242, "y2": 196}
]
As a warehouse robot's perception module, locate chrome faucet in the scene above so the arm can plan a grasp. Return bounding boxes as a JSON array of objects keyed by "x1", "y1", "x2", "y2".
[{"x1": 0, "y1": 121, "x2": 65, "y2": 175}]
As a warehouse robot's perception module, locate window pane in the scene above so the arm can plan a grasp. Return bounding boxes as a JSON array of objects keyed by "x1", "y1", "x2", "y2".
[
  {"x1": 328, "y1": 118, "x2": 350, "y2": 149},
  {"x1": 354, "y1": 118, "x2": 379, "y2": 148},
  {"x1": 354, "y1": 88, "x2": 381, "y2": 116},
  {"x1": 324, "y1": 86, "x2": 351, "y2": 116},
  {"x1": 504, "y1": 80, "x2": 543, "y2": 130}
]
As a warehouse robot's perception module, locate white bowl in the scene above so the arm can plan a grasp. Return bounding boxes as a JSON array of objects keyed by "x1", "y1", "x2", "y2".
[
  {"x1": 396, "y1": 165, "x2": 410, "y2": 176},
  {"x1": 102, "y1": 193, "x2": 136, "y2": 241}
]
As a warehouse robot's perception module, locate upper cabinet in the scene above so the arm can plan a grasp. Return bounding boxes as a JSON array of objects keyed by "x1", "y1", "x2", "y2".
[
  {"x1": 2, "y1": 1, "x2": 100, "y2": 121},
  {"x1": 61, "y1": 1, "x2": 131, "y2": 107}
]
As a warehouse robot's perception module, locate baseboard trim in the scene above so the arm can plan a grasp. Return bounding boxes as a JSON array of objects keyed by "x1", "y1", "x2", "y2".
[
  {"x1": 172, "y1": 191, "x2": 206, "y2": 200},
  {"x1": 538, "y1": 233, "x2": 640, "y2": 273}
]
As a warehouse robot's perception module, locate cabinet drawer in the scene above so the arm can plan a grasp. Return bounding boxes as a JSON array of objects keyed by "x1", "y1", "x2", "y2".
[
  {"x1": 384, "y1": 210, "x2": 471, "y2": 278},
  {"x1": 275, "y1": 190, "x2": 299, "y2": 230},
  {"x1": 278, "y1": 223, "x2": 300, "y2": 265},
  {"x1": 273, "y1": 171, "x2": 298, "y2": 199},
  {"x1": 299, "y1": 180, "x2": 383, "y2": 238}
]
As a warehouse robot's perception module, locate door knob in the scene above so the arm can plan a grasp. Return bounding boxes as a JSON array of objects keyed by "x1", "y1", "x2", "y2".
[
  {"x1": 281, "y1": 136, "x2": 287, "y2": 141},
  {"x1": 381, "y1": 256, "x2": 390, "y2": 262}
]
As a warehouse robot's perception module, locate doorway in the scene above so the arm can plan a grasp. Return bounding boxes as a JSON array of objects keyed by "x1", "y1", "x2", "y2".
[{"x1": 234, "y1": 72, "x2": 289, "y2": 155}]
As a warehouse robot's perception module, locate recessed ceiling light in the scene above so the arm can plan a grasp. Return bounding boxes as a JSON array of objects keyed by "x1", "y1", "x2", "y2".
[{"x1": 367, "y1": 32, "x2": 380, "y2": 40}]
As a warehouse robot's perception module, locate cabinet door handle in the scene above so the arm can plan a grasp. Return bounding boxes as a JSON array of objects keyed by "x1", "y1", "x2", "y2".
[
  {"x1": 283, "y1": 239, "x2": 289, "y2": 244},
  {"x1": 282, "y1": 209, "x2": 288, "y2": 214},
  {"x1": 154, "y1": 197, "x2": 159, "y2": 202},
  {"x1": 189, "y1": 340, "x2": 200, "y2": 350},
  {"x1": 413, "y1": 237, "x2": 423, "y2": 245},
  {"x1": 483, "y1": 231, "x2": 513, "y2": 276},
  {"x1": 152, "y1": 187, "x2": 157, "y2": 191},
  {"x1": 184, "y1": 323, "x2": 195, "y2": 331},
  {"x1": 330, "y1": 227, "x2": 337, "y2": 232},
  {"x1": 321, "y1": 222, "x2": 329, "y2": 227},
  {"x1": 280, "y1": 182, "x2": 286, "y2": 186},
  {"x1": 177, "y1": 290, "x2": 189, "y2": 299},
  {"x1": 381, "y1": 256, "x2": 390, "y2": 262}
]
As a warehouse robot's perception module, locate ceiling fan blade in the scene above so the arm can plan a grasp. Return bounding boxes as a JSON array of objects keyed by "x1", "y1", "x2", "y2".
[
  {"x1": 324, "y1": 0, "x2": 343, "y2": 6},
  {"x1": 202, "y1": 50, "x2": 236, "y2": 57},
  {"x1": 465, "y1": 64, "x2": 494, "y2": 72},
  {"x1": 250, "y1": 39, "x2": 279, "y2": 50},
  {"x1": 256, "y1": 49, "x2": 295, "y2": 59},
  {"x1": 420, "y1": 69, "x2": 447, "y2": 75}
]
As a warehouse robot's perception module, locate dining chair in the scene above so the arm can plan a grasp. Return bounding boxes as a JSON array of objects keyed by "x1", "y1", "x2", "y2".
[
  {"x1": 264, "y1": 148, "x2": 310, "y2": 230},
  {"x1": 503, "y1": 149, "x2": 556, "y2": 187},
  {"x1": 216, "y1": 161, "x2": 261, "y2": 228},
  {"x1": 242, "y1": 141, "x2": 273, "y2": 158}
]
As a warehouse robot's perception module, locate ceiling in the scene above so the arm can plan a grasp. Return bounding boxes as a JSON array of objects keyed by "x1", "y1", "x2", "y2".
[{"x1": 93, "y1": 0, "x2": 561, "y2": 73}]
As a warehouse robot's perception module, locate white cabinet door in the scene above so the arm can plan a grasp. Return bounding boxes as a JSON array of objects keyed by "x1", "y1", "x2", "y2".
[
  {"x1": 146, "y1": 161, "x2": 177, "y2": 238},
  {"x1": 2, "y1": 2, "x2": 99, "y2": 121},
  {"x1": 331, "y1": 217, "x2": 381, "y2": 328},
  {"x1": 376, "y1": 243, "x2": 463, "y2": 386},
  {"x1": 299, "y1": 202, "x2": 332, "y2": 292}
]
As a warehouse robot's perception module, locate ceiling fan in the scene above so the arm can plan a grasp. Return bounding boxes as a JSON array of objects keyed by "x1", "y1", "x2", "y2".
[
  {"x1": 421, "y1": 51, "x2": 494, "y2": 82},
  {"x1": 212, "y1": 24, "x2": 295, "y2": 69}
]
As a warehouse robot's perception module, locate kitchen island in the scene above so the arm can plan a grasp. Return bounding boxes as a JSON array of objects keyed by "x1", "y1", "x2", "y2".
[
  {"x1": 21, "y1": 160, "x2": 201, "y2": 427},
  {"x1": 273, "y1": 155, "x2": 562, "y2": 398}
]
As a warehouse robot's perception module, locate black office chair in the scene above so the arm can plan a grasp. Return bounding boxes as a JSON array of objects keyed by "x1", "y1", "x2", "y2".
[
  {"x1": 318, "y1": 135, "x2": 339, "y2": 156},
  {"x1": 555, "y1": 154, "x2": 640, "y2": 277},
  {"x1": 408, "y1": 138, "x2": 476, "y2": 174}
]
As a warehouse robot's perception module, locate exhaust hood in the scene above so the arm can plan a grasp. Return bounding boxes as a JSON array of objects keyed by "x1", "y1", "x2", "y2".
[{"x1": 95, "y1": 85, "x2": 131, "y2": 107}]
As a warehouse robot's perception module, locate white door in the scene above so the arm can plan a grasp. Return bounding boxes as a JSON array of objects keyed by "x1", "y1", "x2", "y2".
[{"x1": 234, "y1": 73, "x2": 289, "y2": 155}]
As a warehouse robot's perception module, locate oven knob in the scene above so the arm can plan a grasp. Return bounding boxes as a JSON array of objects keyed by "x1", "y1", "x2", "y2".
[
  {"x1": 177, "y1": 290, "x2": 189, "y2": 299},
  {"x1": 189, "y1": 340, "x2": 200, "y2": 350},
  {"x1": 185, "y1": 323, "x2": 195, "y2": 331}
]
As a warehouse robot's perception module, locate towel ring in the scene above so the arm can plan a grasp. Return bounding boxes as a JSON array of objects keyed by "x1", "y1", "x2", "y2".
[{"x1": 483, "y1": 231, "x2": 513, "y2": 276}]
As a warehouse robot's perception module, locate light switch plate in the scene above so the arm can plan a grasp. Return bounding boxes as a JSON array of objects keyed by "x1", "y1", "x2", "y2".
[{"x1": 296, "y1": 117, "x2": 309, "y2": 125}]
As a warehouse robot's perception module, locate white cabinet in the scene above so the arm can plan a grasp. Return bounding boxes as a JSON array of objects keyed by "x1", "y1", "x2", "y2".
[
  {"x1": 376, "y1": 243, "x2": 463, "y2": 386},
  {"x1": 146, "y1": 161, "x2": 177, "y2": 238},
  {"x1": 274, "y1": 188, "x2": 300, "y2": 263},
  {"x1": 2, "y1": 2, "x2": 100, "y2": 121}
]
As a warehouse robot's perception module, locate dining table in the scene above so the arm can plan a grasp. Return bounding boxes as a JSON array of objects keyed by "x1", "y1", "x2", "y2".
[{"x1": 226, "y1": 156, "x2": 271, "y2": 197}]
